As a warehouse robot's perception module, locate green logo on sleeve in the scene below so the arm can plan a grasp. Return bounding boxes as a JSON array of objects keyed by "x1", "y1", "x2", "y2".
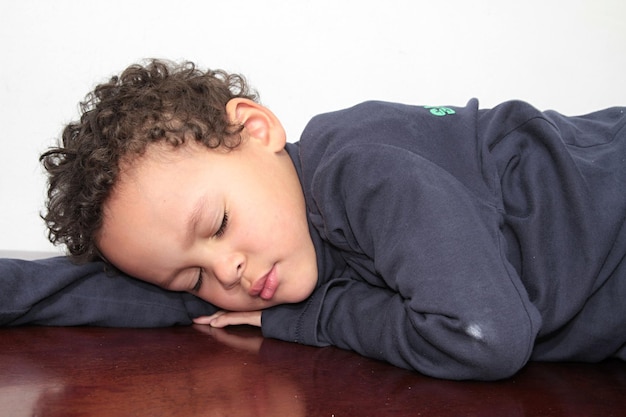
[{"x1": 424, "y1": 106, "x2": 456, "y2": 117}]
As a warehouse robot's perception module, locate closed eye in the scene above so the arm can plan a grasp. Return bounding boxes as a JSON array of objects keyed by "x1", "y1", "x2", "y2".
[
  {"x1": 192, "y1": 269, "x2": 204, "y2": 292},
  {"x1": 215, "y1": 211, "x2": 229, "y2": 238}
]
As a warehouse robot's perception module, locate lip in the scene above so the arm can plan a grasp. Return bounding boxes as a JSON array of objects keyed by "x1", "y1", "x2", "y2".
[{"x1": 249, "y1": 265, "x2": 278, "y2": 300}]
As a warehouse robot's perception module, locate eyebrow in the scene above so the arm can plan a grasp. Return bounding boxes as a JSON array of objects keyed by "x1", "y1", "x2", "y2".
[{"x1": 186, "y1": 194, "x2": 209, "y2": 247}]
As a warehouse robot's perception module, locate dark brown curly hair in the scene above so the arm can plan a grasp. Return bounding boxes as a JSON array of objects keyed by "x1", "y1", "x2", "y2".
[{"x1": 40, "y1": 59, "x2": 259, "y2": 263}]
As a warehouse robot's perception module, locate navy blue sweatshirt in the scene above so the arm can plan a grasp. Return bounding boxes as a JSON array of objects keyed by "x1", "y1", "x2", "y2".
[{"x1": 262, "y1": 100, "x2": 626, "y2": 380}]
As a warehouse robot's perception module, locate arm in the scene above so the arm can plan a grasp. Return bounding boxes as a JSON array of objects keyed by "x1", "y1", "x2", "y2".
[
  {"x1": 0, "y1": 256, "x2": 217, "y2": 327},
  {"x1": 263, "y1": 145, "x2": 542, "y2": 380}
]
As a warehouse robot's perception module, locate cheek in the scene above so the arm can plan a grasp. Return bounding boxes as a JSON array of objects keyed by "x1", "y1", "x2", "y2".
[{"x1": 261, "y1": 211, "x2": 298, "y2": 245}]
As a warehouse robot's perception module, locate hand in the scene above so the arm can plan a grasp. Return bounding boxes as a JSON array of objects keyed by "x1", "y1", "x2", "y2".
[{"x1": 193, "y1": 310, "x2": 262, "y2": 328}]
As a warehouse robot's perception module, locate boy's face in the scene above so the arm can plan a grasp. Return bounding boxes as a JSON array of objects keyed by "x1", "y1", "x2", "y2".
[{"x1": 97, "y1": 103, "x2": 318, "y2": 312}]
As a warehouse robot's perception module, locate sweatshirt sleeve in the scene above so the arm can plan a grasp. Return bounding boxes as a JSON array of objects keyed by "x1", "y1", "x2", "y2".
[
  {"x1": 0, "y1": 256, "x2": 217, "y2": 327},
  {"x1": 263, "y1": 144, "x2": 542, "y2": 380}
]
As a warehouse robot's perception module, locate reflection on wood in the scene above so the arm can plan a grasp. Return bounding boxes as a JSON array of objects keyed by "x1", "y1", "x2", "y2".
[{"x1": 0, "y1": 326, "x2": 624, "y2": 416}]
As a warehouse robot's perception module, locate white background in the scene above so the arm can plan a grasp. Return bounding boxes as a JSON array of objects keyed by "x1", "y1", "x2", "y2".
[{"x1": 1, "y1": 0, "x2": 625, "y2": 253}]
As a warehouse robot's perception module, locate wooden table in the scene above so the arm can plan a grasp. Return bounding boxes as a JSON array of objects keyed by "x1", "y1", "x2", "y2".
[{"x1": 1, "y1": 325, "x2": 624, "y2": 417}]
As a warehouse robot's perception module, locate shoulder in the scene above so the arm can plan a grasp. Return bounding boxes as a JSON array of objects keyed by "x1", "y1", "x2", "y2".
[
  {"x1": 297, "y1": 98, "x2": 481, "y2": 171},
  {"x1": 297, "y1": 98, "x2": 501, "y2": 209},
  {"x1": 301, "y1": 99, "x2": 480, "y2": 148},
  {"x1": 302, "y1": 100, "x2": 435, "y2": 137}
]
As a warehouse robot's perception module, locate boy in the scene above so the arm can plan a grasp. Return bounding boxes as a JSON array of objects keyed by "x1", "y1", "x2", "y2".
[{"x1": 2, "y1": 59, "x2": 625, "y2": 380}]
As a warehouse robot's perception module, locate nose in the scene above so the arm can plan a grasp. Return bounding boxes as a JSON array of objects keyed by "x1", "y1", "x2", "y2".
[{"x1": 212, "y1": 253, "x2": 245, "y2": 289}]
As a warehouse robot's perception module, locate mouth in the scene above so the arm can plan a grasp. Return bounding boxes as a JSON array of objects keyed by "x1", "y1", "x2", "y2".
[{"x1": 249, "y1": 265, "x2": 278, "y2": 300}]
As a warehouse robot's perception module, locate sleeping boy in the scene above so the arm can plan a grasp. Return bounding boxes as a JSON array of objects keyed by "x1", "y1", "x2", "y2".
[{"x1": 3, "y1": 59, "x2": 625, "y2": 380}]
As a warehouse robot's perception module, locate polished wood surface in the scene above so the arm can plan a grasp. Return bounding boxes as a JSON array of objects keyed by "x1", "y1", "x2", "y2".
[{"x1": 1, "y1": 326, "x2": 624, "y2": 417}]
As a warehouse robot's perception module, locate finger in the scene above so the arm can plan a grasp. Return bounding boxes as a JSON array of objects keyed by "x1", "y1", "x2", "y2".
[
  {"x1": 192, "y1": 311, "x2": 227, "y2": 326},
  {"x1": 192, "y1": 316, "x2": 214, "y2": 326},
  {"x1": 211, "y1": 311, "x2": 262, "y2": 328}
]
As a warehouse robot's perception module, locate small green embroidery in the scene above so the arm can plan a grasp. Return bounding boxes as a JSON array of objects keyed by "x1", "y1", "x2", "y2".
[{"x1": 424, "y1": 106, "x2": 456, "y2": 117}]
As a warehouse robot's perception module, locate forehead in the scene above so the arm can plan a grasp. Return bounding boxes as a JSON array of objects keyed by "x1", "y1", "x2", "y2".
[{"x1": 109, "y1": 142, "x2": 217, "y2": 217}]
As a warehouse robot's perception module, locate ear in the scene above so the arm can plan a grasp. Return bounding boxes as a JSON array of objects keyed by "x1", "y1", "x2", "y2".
[{"x1": 226, "y1": 98, "x2": 286, "y2": 152}]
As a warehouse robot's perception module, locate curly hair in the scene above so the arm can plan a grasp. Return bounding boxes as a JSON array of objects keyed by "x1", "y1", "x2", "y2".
[{"x1": 40, "y1": 59, "x2": 259, "y2": 263}]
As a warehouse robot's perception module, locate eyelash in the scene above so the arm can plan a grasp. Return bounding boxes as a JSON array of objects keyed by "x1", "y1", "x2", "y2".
[
  {"x1": 215, "y1": 211, "x2": 229, "y2": 238},
  {"x1": 193, "y1": 270, "x2": 203, "y2": 292}
]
